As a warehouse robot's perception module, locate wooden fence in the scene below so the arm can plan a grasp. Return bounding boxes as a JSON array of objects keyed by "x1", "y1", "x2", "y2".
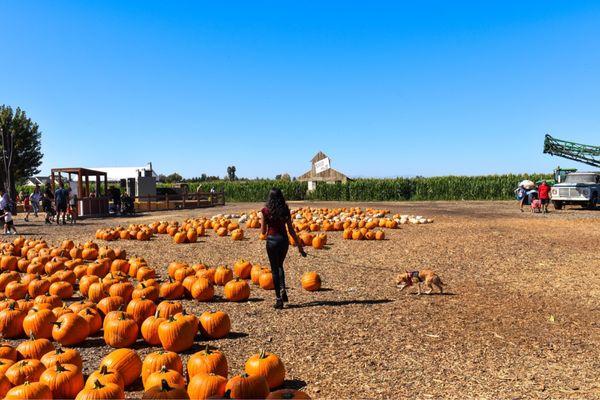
[{"x1": 133, "y1": 191, "x2": 225, "y2": 212}]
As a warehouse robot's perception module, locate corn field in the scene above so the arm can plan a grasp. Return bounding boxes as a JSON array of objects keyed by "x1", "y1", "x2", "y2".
[{"x1": 193, "y1": 174, "x2": 552, "y2": 202}]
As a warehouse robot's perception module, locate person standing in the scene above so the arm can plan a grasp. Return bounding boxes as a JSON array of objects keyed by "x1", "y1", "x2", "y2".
[
  {"x1": 30, "y1": 185, "x2": 42, "y2": 217},
  {"x1": 515, "y1": 185, "x2": 527, "y2": 212},
  {"x1": 538, "y1": 180, "x2": 551, "y2": 214},
  {"x1": 260, "y1": 188, "x2": 306, "y2": 309},
  {"x1": 42, "y1": 186, "x2": 55, "y2": 224},
  {"x1": 54, "y1": 182, "x2": 68, "y2": 225},
  {"x1": 0, "y1": 206, "x2": 17, "y2": 234}
]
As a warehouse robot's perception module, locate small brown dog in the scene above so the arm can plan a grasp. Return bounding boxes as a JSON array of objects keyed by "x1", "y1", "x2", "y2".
[{"x1": 396, "y1": 270, "x2": 444, "y2": 295}]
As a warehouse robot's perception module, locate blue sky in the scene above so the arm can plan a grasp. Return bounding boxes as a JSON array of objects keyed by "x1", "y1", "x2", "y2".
[{"x1": 2, "y1": 1, "x2": 599, "y2": 178}]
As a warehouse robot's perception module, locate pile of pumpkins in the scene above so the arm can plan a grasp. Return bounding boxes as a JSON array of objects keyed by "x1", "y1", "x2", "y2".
[
  {"x1": 0, "y1": 341, "x2": 310, "y2": 399},
  {"x1": 0, "y1": 237, "x2": 315, "y2": 398}
]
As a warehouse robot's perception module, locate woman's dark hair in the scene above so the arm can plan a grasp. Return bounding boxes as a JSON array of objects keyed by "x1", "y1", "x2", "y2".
[{"x1": 265, "y1": 188, "x2": 290, "y2": 221}]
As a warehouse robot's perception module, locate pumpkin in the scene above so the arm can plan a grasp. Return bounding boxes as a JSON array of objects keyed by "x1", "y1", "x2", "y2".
[
  {"x1": 144, "y1": 365, "x2": 185, "y2": 390},
  {"x1": 186, "y1": 229, "x2": 198, "y2": 243},
  {"x1": 187, "y1": 345, "x2": 228, "y2": 379},
  {"x1": 0, "y1": 374, "x2": 10, "y2": 398},
  {"x1": 141, "y1": 311, "x2": 166, "y2": 346},
  {"x1": 4, "y1": 381, "x2": 53, "y2": 400},
  {"x1": 5, "y1": 358, "x2": 45, "y2": 385},
  {"x1": 311, "y1": 235, "x2": 325, "y2": 249},
  {"x1": 301, "y1": 271, "x2": 322, "y2": 292},
  {"x1": 191, "y1": 278, "x2": 214, "y2": 302},
  {"x1": 216, "y1": 227, "x2": 228, "y2": 237},
  {"x1": 69, "y1": 300, "x2": 96, "y2": 314},
  {"x1": 16, "y1": 335, "x2": 54, "y2": 360},
  {"x1": 76, "y1": 379, "x2": 124, "y2": 400},
  {"x1": 86, "y1": 364, "x2": 125, "y2": 389},
  {"x1": 159, "y1": 279, "x2": 185, "y2": 300},
  {"x1": 196, "y1": 268, "x2": 216, "y2": 285},
  {"x1": 143, "y1": 379, "x2": 190, "y2": 400},
  {"x1": 245, "y1": 350, "x2": 286, "y2": 389},
  {"x1": 97, "y1": 295, "x2": 126, "y2": 316},
  {"x1": 5, "y1": 280, "x2": 28, "y2": 300},
  {"x1": 225, "y1": 373, "x2": 269, "y2": 400},
  {"x1": 250, "y1": 265, "x2": 262, "y2": 285},
  {"x1": 79, "y1": 275, "x2": 100, "y2": 297},
  {"x1": 109, "y1": 282, "x2": 134, "y2": 302},
  {"x1": 39, "y1": 362, "x2": 85, "y2": 399},
  {"x1": 173, "y1": 267, "x2": 195, "y2": 282},
  {"x1": 231, "y1": 229, "x2": 244, "y2": 241},
  {"x1": 142, "y1": 350, "x2": 183, "y2": 384},
  {"x1": 214, "y1": 266, "x2": 233, "y2": 286},
  {"x1": 259, "y1": 270, "x2": 275, "y2": 290},
  {"x1": 136, "y1": 266, "x2": 157, "y2": 281},
  {"x1": 52, "y1": 313, "x2": 89, "y2": 345},
  {"x1": 187, "y1": 373, "x2": 227, "y2": 399},
  {"x1": 100, "y1": 348, "x2": 142, "y2": 388},
  {"x1": 41, "y1": 347, "x2": 83, "y2": 370},
  {"x1": 182, "y1": 275, "x2": 198, "y2": 297},
  {"x1": 23, "y1": 308, "x2": 56, "y2": 339},
  {"x1": 0, "y1": 342, "x2": 18, "y2": 361},
  {"x1": 79, "y1": 307, "x2": 103, "y2": 335},
  {"x1": 0, "y1": 358, "x2": 15, "y2": 374},
  {"x1": 104, "y1": 312, "x2": 139, "y2": 348},
  {"x1": 375, "y1": 230, "x2": 385, "y2": 240},
  {"x1": 127, "y1": 297, "x2": 157, "y2": 326},
  {"x1": 173, "y1": 232, "x2": 187, "y2": 244},
  {"x1": 156, "y1": 300, "x2": 183, "y2": 319},
  {"x1": 233, "y1": 259, "x2": 252, "y2": 279},
  {"x1": 0, "y1": 301, "x2": 25, "y2": 338},
  {"x1": 132, "y1": 283, "x2": 160, "y2": 302},
  {"x1": 224, "y1": 278, "x2": 250, "y2": 302},
  {"x1": 266, "y1": 389, "x2": 311, "y2": 399},
  {"x1": 351, "y1": 229, "x2": 364, "y2": 240},
  {"x1": 158, "y1": 316, "x2": 196, "y2": 352},
  {"x1": 199, "y1": 310, "x2": 231, "y2": 339},
  {"x1": 34, "y1": 294, "x2": 62, "y2": 309}
]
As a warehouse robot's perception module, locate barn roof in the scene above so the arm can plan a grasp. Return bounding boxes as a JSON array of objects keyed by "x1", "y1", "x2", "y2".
[{"x1": 298, "y1": 152, "x2": 349, "y2": 182}]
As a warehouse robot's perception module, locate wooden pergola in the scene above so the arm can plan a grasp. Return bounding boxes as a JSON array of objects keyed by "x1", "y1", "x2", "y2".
[{"x1": 50, "y1": 167, "x2": 109, "y2": 217}]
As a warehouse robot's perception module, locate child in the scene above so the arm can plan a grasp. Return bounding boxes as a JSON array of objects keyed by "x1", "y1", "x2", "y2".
[
  {"x1": 1, "y1": 207, "x2": 17, "y2": 234},
  {"x1": 19, "y1": 191, "x2": 31, "y2": 222},
  {"x1": 67, "y1": 188, "x2": 77, "y2": 225}
]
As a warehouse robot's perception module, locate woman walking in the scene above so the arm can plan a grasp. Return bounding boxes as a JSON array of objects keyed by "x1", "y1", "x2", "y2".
[{"x1": 261, "y1": 188, "x2": 306, "y2": 309}]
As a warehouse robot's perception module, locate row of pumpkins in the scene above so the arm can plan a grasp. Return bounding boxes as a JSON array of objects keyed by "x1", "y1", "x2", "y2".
[
  {"x1": 0, "y1": 343, "x2": 308, "y2": 399},
  {"x1": 92, "y1": 204, "x2": 416, "y2": 247}
]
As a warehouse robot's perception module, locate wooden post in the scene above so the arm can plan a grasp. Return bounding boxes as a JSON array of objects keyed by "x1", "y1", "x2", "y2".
[
  {"x1": 166, "y1": 193, "x2": 169, "y2": 209},
  {"x1": 147, "y1": 196, "x2": 150, "y2": 211},
  {"x1": 182, "y1": 193, "x2": 186, "y2": 209}
]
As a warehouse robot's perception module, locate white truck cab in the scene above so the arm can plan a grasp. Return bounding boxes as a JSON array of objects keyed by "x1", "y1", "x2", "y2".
[{"x1": 551, "y1": 172, "x2": 600, "y2": 209}]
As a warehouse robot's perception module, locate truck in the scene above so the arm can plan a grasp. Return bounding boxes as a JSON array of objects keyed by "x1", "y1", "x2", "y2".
[
  {"x1": 543, "y1": 134, "x2": 600, "y2": 210},
  {"x1": 550, "y1": 171, "x2": 600, "y2": 209}
]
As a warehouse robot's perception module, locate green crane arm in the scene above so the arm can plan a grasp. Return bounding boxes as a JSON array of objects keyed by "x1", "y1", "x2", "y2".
[{"x1": 543, "y1": 134, "x2": 600, "y2": 168}]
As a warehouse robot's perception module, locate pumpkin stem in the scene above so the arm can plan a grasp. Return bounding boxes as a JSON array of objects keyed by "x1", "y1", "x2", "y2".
[
  {"x1": 160, "y1": 379, "x2": 172, "y2": 392},
  {"x1": 223, "y1": 389, "x2": 231, "y2": 399},
  {"x1": 55, "y1": 362, "x2": 67, "y2": 372},
  {"x1": 204, "y1": 344, "x2": 211, "y2": 354},
  {"x1": 259, "y1": 349, "x2": 267, "y2": 359},
  {"x1": 28, "y1": 332, "x2": 36, "y2": 341},
  {"x1": 55, "y1": 347, "x2": 65, "y2": 354},
  {"x1": 99, "y1": 365, "x2": 109, "y2": 374},
  {"x1": 160, "y1": 365, "x2": 168, "y2": 373},
  {"x1": 93, "y1": 379, "x2": 105, "y2": 390}
]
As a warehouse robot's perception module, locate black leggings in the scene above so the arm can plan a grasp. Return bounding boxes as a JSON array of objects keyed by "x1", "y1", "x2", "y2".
[{"x1": 266, "y1": 234, "x2": 289, "y2": 299}]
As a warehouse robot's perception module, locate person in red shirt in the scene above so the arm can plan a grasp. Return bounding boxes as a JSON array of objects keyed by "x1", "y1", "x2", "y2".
[{"x1": 538, "y1": 180, "x2": 551, "y2": 213}]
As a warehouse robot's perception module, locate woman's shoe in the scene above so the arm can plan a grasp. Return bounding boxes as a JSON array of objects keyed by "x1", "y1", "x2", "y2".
[
  {"x1": 281, "y1": 291, "x2": 289, "y2": 303},
  {"x1": 274, "y1": 299, "x2": 283, "y2": 309}
]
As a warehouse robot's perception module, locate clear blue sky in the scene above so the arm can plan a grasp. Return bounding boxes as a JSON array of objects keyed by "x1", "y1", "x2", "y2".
[{"x1": 2, "y1": 1, "x2": 599, "y2": 179}]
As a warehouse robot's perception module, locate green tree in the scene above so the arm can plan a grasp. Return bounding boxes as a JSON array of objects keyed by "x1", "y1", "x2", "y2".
[
  {"x1": 165, "y1": 172, "x2": 183, "y2": 183},
  {"x1": 0, "y1": 106, "x2": 43, "y2": 201},
  {"x1": 226, "y1": 165, "x2": 237, "y2": 181}
]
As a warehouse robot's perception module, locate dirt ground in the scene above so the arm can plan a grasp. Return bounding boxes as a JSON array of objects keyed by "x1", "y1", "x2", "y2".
[{"x1": 10, "y1": 201, "x2": 600, "y2": 399}]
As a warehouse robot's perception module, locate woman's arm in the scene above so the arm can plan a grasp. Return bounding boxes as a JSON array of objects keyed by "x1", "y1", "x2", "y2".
[
  {"x1": 260, "y1": 213, "x2": 267, "y2": 236},
  {"x1": 286, "y1": 218, "x2": 306, "y2": 256}
]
